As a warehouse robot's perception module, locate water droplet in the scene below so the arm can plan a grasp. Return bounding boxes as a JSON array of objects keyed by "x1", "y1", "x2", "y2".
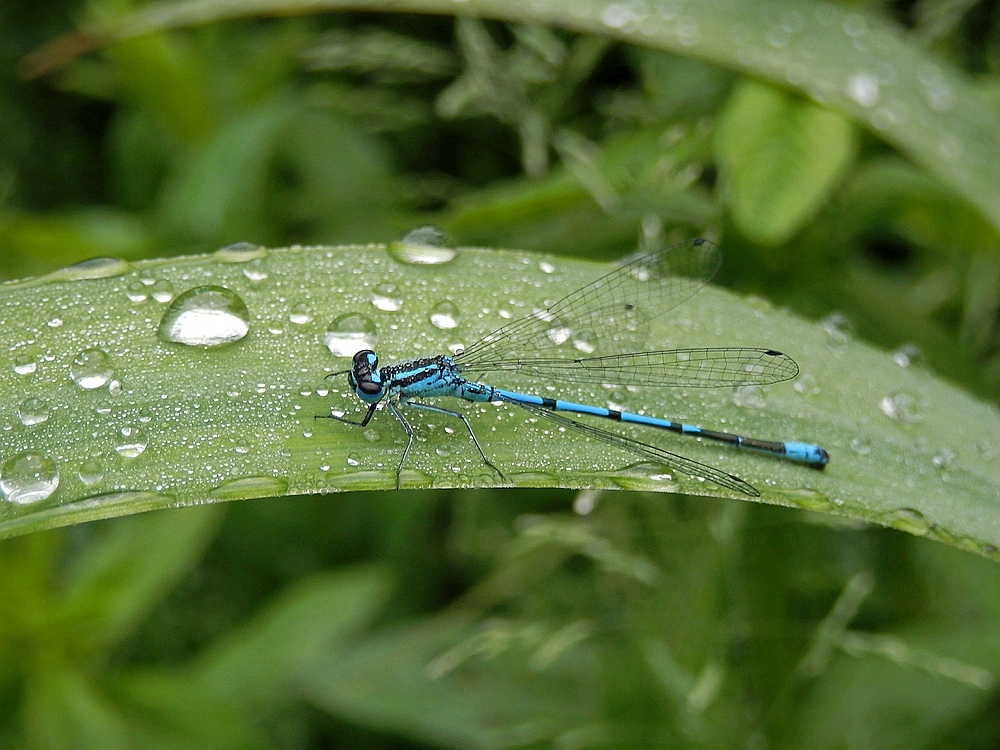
[
  {"x1": 401, "y1": 225, "x2": 447, "y2": 246},
  {"x1": 767, "y1": 26, "x2": 790, "y2": 48},
  {"x1": 677, "y1": 18, "x2": 700, "y2": 46},
  {"x1": 77, "y1": 460, "x2": 105, "y2": 485},
  {"x1": 882, "y1": 507, "x2": 930, "y2": 536},
  {"x1": 47, "y1": 318, "x2": 63, "y2": 328},
  {"x1": 732, "y1": 385, "x2": 766, "y2": 409},
  {"x1": 842, "y1": 14, "x2": 867, "y2": 37},
  {"x1": 975, "y1": 441, "x2": 996, "y2": 461},
  {"x1": 388, "y1": 228, "x2": 457, "y2": 265},
  {"x1": 573, "y1": 490, "x2": 599, "y2": 515},
  {"x1": 267, "y1": 319, "x2": 285, "y2": 335},
  {"x1": 879, "y1": 392, "x2": 923, "y2": 424},
  {"x1": 71, "y1": 348, "x2": 114, "y2": 390},
  {"x1": 429, "y1": 301, "x2": 460, "y2": 330},
  {"x1": 289, "y1": 302, "x2": 313, "y2": 325},
  {"x1": 209, "y1": 476, "x2": 289, "y2": 500},
  {"x1": 819, "y1": 312, "x2": 853, "y2": 352},
  {"x1": 242, "y1": 259, "x2": 269, "y2": 282},
  {"x1": 931, "y1": 448, "x2": 955, "y2": 470},
  {"x1": 917, "y1": 65, "x2": 954, "y2": 112},
  {"x1": 602, "y1": 2, "x2": 645, "y2": 29},
  {"x1": 0, "y1": 451, "x2": 59, "y2": 504},
  {"x1": 158, "y1": 286, "x2": 251, "y2": 347},
  {"x1": 847, "y1": 72, "x2": 879, "y2": 107},
  {"x1": 782, "y1": 488, "x2": 833, "y2": 512},
  {"x1": 13, "y1": 355, "x2": 37, "y2": 375},
  {"x1": 126, "y1": 281, "x2": 149, "y2": 302},
  {"x1": 324, "y1": 313, "x2": 378, "y2": 357},
  {"x1": 214, "y1": 241, "x2": 268, "y2": 263},
  {"x1": 53, "y1": 256, "x2": 132, "y2": 281},
  {"x1": 346, "y1": 454, "x2": 361, "y2": 467},
  {"x1": 849, "y1": 436, "x2": 871, "y2": 455},
  {"x1": 150, "y1": 279, "x2": 175, "y2": 303},
  {"x1": 891, "y1": 343, "x2": 925, "y2": 369},
  {"x1": 546, "y1": 324, "x2": 572, "y2": 345},
  {"x1": 363, "y1": 428, "x2": 381, "y2": 443},
  {"x1": 370, "y1": 283, "x2": 403, "y2": 312},
  {"x1": 539, "y1": 260, "x2": 556, "y2": 274},
  {"x1": 572, "y1": 331, "x2": 596, "y2": 354},
  {"x1": 114, "y1": 425, "x2": 148, "y2": 458},
  {"x1": 18, "y1": 397, "x2": 50, "y2": 426},
  {"x1": 793, "y1": 373, "x2": 820, "y2": 395}
]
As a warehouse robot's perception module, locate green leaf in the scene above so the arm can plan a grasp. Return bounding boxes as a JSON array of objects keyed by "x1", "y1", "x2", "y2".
[
  {"x1": 715, "y1": 78, "x2": 856, "y2": 245},
  {"x1": 0, "y1": 245, "x2": 998, "y2": 560}
]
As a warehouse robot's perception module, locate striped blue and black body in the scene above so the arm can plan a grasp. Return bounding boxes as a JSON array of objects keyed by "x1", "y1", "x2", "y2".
[{"x1": 319, "y1": 239, "x2": 830, "y2": 496}]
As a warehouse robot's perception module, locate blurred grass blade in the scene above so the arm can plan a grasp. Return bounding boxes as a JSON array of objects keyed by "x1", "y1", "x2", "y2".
[
  {"x1": 22, "y1": 0, "x2": 1000, "y2": 235},
  {"x1": 300, "y1": 614, "x2": 602, "y2": 747},
  {"x1": 57, "y1": 505, "x2": 223, "y2": 648},
  {"x1": 0, "y1": 244, "x2": 999, "y2": 559}
]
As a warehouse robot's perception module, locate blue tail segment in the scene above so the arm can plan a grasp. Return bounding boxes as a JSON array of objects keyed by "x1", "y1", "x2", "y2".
[
  {"x1": 319, "y1": 238, "x2": 830, "y2": 495},
  {"x1": 492, "y1": 388, "x2": 829, "y2": 468}
]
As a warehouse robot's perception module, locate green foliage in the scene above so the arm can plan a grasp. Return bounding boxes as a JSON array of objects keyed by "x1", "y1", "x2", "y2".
[
  {"x1": 714, "y1": 79, "x2": 857, "y2": 245},
  {"x1": 4, "y1": 0, "x2": 1000, "y2": 748}
]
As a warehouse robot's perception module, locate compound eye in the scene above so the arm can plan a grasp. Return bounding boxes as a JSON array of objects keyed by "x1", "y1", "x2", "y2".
[
  {"x1": 358, "y1": 380, "x2": 382, "y2": 396},
  {"x1": 353, "y1": 350, "x2": 377, "y2": 369}
]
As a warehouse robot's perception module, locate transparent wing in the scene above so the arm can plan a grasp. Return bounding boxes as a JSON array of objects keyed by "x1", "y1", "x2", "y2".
[
  {"x1": 455, "y1": 238, "x2": 721, "y2": 375},
  {"x1": 462, "y1": 347, "x2": 798, "y2": 388},
  {"x1": 516, "y1": 403, "x2": 759, "y2": 497}
]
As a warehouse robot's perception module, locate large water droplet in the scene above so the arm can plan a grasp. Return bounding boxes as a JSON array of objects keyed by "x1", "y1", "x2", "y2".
[
  {"x1": 401, "y1": 225, "x2": 447, "y2": 246},
  {"x1": 371, "y1": 283, "x2": 403, "y2": 312},
  {"x1": 114, "y1": 426, "x2": 148, "y2": 458},
  {"x1": 77, "y1": 460, "x2": 105, "y2": 485},
  {"x1": 389, "y1": 227, "x2": 457, "y2": 266},
  {"x1": 324, "y1": 313, "x2": 378, "y2": 357},
  {"x1": 429, "y1": 300, "x2": 460, "y2": 330},
  {"x1": 0, "y1": 451, "x2": 59, "y2": 504},
  {"x1": 158, "y1": 286, "x2": 251, "y2": 347},
  {"x1": 288, "y1": 302, "x2": 313, "y2": 325},
  {"x1": 71, "y1": 348, "x2": 114, "y2": 390},
  {"x1": 214, "y1": 241, "x2": 268, "y2": 263},
  {"x1": 18, "y1": 397, "x2": 50, "y2": 426},
  {"x1": 13, "y1": 354, "x2": 37, "y2": 375},
  {"x1": 126, "y1": 281, "x2": 149, "y2": 302},
  {"x1": 53, "y1": 257, "x2": 132, "y2": 281},
  {"x1": 242, "y1": 259, "x2": 269, "y2": 283},
  {"x1": 150, "y1": 279, "x2": 175, "y2": 303},
  {"x1": 879, "y1": 392, "x2": 923, "y2": 424}
]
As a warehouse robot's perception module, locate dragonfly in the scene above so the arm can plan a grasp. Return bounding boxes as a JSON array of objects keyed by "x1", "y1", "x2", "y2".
[{"x1": 318, "y1": 238, "x2": 829, "y2": 496}]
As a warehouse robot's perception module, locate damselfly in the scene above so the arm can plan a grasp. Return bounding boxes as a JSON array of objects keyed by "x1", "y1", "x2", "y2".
[{"x1": 319, "y1": 239, "x2": 828, "y2": 496}]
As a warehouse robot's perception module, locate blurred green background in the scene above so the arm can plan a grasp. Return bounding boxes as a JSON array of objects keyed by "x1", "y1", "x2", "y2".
[{"x1": 3, "y1": 0, "x2": 1000, "y2": 747}]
